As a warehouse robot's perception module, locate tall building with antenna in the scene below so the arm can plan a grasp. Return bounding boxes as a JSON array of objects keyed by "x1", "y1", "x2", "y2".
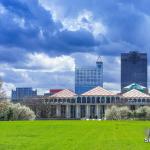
[{"x1": 75, "y1": 56, "x2": 103, "y2": 94}]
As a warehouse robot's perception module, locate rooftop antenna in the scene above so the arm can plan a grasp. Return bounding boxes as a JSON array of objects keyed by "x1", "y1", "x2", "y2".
[
  {"x1": 96, "y1": 56, "x2": 102, "y2": 63},
  {"x1": 96, "y1": 56, "x2": 103, "y2": 68}
]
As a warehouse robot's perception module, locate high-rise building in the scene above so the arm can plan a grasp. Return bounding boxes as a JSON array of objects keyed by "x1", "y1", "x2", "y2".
[
  {"x1": 11, "y1": 87, "x2": 37, "y2": 101},
  {"x1": 121, "y1": 51, "x2": 147, "y2": 90},
  {"x1": 75, "y1": 57, "x2": 103, "y2": 94}
]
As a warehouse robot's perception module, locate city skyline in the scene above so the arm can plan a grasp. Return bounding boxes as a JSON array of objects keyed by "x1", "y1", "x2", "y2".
[
  {"x1": 1, "y1": 50, "x2": 150, "y2": 97},
  {"x1": 1, "y1": 1, "x2": 150, "y2": 96}
]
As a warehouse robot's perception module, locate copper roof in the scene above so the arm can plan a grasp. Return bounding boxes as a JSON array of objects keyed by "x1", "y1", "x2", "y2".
[
  {"x1": 122, "y1": 89, "x2": 150, "y2": 98},
  {"x1": 81, "y1": 86, "x2": 115, "y2": 96},
  {"x1": 50, "y1": 89, "x2": 76, "y2": 98}
]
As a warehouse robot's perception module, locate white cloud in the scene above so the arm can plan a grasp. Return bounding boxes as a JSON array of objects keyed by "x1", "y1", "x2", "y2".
[
  {"x1": 0, "y1": 72, "x2": 5, "y2": 77},
  {"x1": 61, "y1": 9, "x2": 107, "y2": 37},
  {"x1": 0, "y1": 4, "x2": 7, "y2": 14},
  {"x1": 13, "y1": 17, "x2": 25, "y2": 29},
  {"x1": 39, "y1": 1, "x2": 106, "y2": 37},
  {"x1": 26, "y1": 52, "x2": 75, "y2": 72},
  {"x1": 39, "y1": 0, "x2": 64, "y2": 21},
  {"x1": 104, "y1": 82, "x2": 120, "y2": 93},
  {"x1": 72, "y1": 52, "x2": 98, "y2": 67}
]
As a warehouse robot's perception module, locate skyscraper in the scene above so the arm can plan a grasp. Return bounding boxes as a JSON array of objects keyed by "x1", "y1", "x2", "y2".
[
  {"x1": 12, "y1": 87, "x2": 37, "y2": 101},
  {"x1": 75, "y1": 57, "x2": 103, "y2": 94},
  {"x1": 121, "y1": 51, "x2": 147, "y2": 90}
]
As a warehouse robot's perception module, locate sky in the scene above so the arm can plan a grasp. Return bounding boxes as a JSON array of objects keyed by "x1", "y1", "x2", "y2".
[{"x1": 0, "y1": 0, "x2": 150, "y2": 96}]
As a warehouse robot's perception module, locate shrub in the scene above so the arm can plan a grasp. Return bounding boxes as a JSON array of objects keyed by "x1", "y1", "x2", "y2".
[
  {"x1": 145, "y1": 107, "x2": 150, "y2": 120},
  {"x1": 105, "y1": 106, "x2": 121, "y2": 120},
  {"x1": 0, "y1": 102, "x2": 10, "y2": 120},
  {"x1": 136, "y1": 106, "x2": 150, "y2": 120},
  {"x1": 10, "y1": 103, "x2": 36, "y2": 120},
  {"x1": 119, "y1": 106, "x2": 130, "y2": 119},
  {"x1": 105, "y1": 106, "x2": 130, "y2": 120},
  {"x1": 0, "y1": 102, "x2": 35, "y2": 121}
]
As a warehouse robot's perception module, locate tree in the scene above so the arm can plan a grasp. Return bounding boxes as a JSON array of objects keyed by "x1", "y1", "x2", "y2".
[
  {"x1": 10, "y1": 103, "x2": 36, "y2": 120},
  {"x1": 0, "y1": 80, "x2": 36, "y2": 120},
  {"x1": 145, "y1": 107, "x2": 150, "y2": 120},
  {"x1": 105, "y1": 106, "x2": 131, "y2": 120},
  {"x1": 0, "y1": 79, "x2": 7, "y2": 102},
  {"x1": 0, "y1": 101, "x2": 35, "y2": 121},
  {"x1": 119, "y1": 106, "x2": 130, "y2": 119},
  {"x1": 0, "y1": 101, "x2": 10, "y2": 120},
  {"x1": 136, "y1": 106, "x2": 150, "y2": 120},
  {"x1": 105, "y1": 106, "x2": 121, "y2": 120}
]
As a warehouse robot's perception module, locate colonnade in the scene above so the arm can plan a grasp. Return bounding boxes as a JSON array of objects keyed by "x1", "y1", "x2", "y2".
[{"x1": 52, "y1": 104, "x2": 107, "y2": 119}]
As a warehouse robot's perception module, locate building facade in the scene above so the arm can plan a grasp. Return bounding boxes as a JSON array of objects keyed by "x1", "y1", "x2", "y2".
[
  {"x1": 75, "y1": 57, "x2": 103, "y2": 94},
  {"x1": 12, "y1": 87, "x2": 37, "y2": 101},
  {"x1": 24, "y1": 86, "x2": 150, "y2": 119},
  {"x1": 121, "y1": 51, "x2": 147, "y2": 90}
]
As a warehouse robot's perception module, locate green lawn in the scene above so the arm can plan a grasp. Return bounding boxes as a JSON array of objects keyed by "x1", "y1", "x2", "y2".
[{"x1": 0, "y1": 120, "x2": 150, "y2": 150}]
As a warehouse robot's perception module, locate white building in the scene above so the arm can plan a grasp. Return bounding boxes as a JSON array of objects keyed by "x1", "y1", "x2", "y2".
[{"x1": 24, "y1": 86, "x2": 150, "y2": 119}]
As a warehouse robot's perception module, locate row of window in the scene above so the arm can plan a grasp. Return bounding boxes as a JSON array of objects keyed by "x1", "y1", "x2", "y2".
[
  {"x1": 128, "y1": 99, "x2": 150, "y2": 103},
  {"x1": 44, "y1": 97, "x2": 150, "y2": 104}
]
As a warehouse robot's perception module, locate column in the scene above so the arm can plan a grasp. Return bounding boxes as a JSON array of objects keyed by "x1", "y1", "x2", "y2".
[
  {"x1": 96, "y1": 105, "x2": 100, "y2": 119},
  {"x1": 86, "y1": 105, "x2": 90, "y2": 118},
  {"x1": 56, "y1": 105, "x2": 61, "y2": 117},
  {"x1": 66, "y1": 105, "x2": 71, "y2": 119},
  {"x1": 76, "y1": 105, "x2": 80, "y2": 119},
  {"x1": 100, "y1": 105, "x2": 105, "y2": 119},
  {"x1": 99, "y1": 105, "x2": 102, "y2": 119}
]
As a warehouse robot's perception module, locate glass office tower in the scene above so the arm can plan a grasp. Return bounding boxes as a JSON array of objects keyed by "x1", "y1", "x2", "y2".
[
  {"x1": 75, "y1": 57, "x2": 103, "y2": 94},
  {"x1": 12, "y1": 87, "x2": 37, "y2": 101},
  {"x1": 121, "y1": 51, "x2": 147, "y2": 90}
]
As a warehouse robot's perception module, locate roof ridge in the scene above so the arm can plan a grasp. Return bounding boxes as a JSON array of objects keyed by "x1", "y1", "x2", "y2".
[
  {"x1": 122, "y1": 89, "x2": 150, "y2": 98},
  {"x1": 51, "y1": 89, "x2": 76, "y2": 98},
  {"x1": 81, "y1": 86, "x2": 115, "y2": 96}
]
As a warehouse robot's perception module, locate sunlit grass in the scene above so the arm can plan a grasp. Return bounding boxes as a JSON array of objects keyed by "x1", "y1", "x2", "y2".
[{"x1": 0, "y1": 120, "x2": 150, "y2": 150}]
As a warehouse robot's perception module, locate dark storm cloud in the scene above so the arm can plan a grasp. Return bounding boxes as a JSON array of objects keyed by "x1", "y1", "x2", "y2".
[
  {"x1": 1, "y1": 0, "x2": 150, "y2": 58},
  {"x1": 0, "y1": 0, "x2": 99, "y2": 60},
  {"x1": 58, "y1": 29, "x2": 99, "y2": 47},
  {"x1": 44, "y1": 0, "x2": 150, "y2": 55},
  {"x1": 0, "y1": 0, "x2": 59, "y2": 51}
]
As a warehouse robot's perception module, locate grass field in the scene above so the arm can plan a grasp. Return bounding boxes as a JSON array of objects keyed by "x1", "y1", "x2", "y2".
[{"x1": 0, "y1": 121, "x2": 150, "y2": 150}]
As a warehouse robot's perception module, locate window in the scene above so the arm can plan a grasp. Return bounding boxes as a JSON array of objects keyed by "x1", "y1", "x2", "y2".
[
  {"x1": 67, "y1": 99, "x2": 70, "y2": 103},
  {"x1": 96, "y1": 97, "x2": 100, "y2": 103},
  {"x1": 111, "y1": 97, "x2": 115, "y2": 103},
  {"x1": 71, "y1": 99, "x2": 75, "y2": 103},
  {"x1": 92, "y1": 97, "x2": 95, "y2": 103},
  {"x1": 77, "y1": 97, "x2": 81, "y2": 103},
  {"x1": 87, "y1": 97, "x2": 91, "y2": 103},
  {"x1": 82, "y1": 97, "x2": 86, "y2": 103},
  {"x1": 116, "y1": 97, "x2": 120, "y2": 103},
  {"x1": 106, "y1": 97, "x2": 110, "y2": 103},
  {"x1": 101, "y1": 97, "x2": 105, "y2": 103}
]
